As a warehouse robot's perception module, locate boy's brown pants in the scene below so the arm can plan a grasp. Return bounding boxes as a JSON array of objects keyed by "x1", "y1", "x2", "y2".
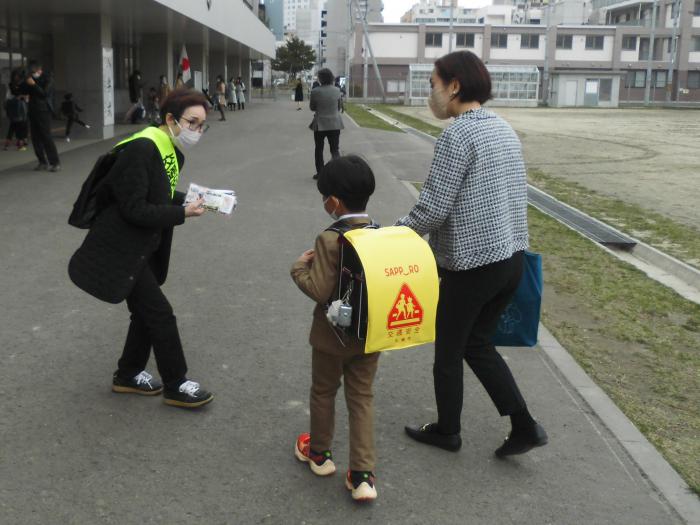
[{"x1": 310, "y1": 347, "x2": 380, "y2": 472}]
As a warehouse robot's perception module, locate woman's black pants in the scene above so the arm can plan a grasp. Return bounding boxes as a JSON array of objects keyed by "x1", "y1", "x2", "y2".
[
  {"x1": 435, "y1": 251, "x2": 527, "y2": 435},
  {"x1": 117, "y1": 266, "x2": 187, "y2": 389}
]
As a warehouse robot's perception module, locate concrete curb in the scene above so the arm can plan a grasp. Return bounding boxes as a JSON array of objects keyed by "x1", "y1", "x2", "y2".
[{"x1": 537, "y1": 324, "x2": 700, "y2": 524}]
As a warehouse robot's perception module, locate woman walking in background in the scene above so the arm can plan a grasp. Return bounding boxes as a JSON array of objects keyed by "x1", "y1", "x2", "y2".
[
  {"x1": 227, "y1": 77, "x2": 237, "y2": 111},
  {"x1": 215, "y1": 76, "x2": 227, "y2": 121},
  {"x1": 294, "y1": 79, "x2": 304, "y2": 111}
]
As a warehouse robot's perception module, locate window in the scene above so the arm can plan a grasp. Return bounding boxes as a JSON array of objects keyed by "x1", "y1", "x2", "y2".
[
  {"x1": 425, "y1": 32, "x2": 443, "y2": 47},
  {"x1": 694, "y1": 0, "x2": 700, "y2": 16},
  {"x1": 653, "y1": 70, "x2": 666, "y2": 88},
  {"x1": 456, "y1": 33, "x2": 475, "y2": 48},
  {"x1": 599, "y1": 79, "x2": 612, "y2": 101},
  {"x1": 625, "y1": 70, "x2": 646, "y2": 88},
  {"x1": 622, "y1": 36, "x2": 637, "y2": 51},
  {"x1": 639, "y1": 38, "x2": 664, "y2": 60},
  {"x1": 520, "y1": 34, "x2": 540, "y2": 49},
  {"x1": 556, "y1": 34, "x2": 573, "y2": 49},
  {"x1": 688, "y1": 71, "x2": 700, "y2": 89},
  {"x1": 491, "y1": 33, "x2": 508, "y2": 48},
  {"x1": 387, "y1": 80, "x2": 407, "y2": 93},
  {"x1": 693, "y1": 37, "x2": 700, "y2": 52},
  {"x1": 585, "y1": 35, "x2": 604, "y2": 50},
  {"x1": 530, "y1": 18, "x2": 540, "y2": 24}
]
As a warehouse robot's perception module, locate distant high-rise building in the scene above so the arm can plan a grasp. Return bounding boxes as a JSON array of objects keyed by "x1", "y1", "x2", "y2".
[
  {"x1": 266, "y1": 0, "x2": 285, "y2": 40},
  {"x1": 401, "y1": 0, "x2": 476, "y2": 24}
]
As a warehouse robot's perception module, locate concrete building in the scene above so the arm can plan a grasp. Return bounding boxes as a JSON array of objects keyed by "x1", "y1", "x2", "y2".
[
  {"x1": 401, "y1": 0, "x2": 478, "y2": 24},
  {"x1": 347, "y1": 0, "x2": 700, "y2": 105},
  {"x1": 0, "y1": 0, "x2": 276, "y2": 139},
  {"x1": 266, "y1": 0, "x2": 286, "y2": 40}
]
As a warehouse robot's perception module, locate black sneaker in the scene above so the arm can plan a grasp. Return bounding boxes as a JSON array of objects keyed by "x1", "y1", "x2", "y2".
[
  {"x1": 404, "y1": 422, "x2": 462, "y2": 451},
  {"x1": 112, "y1": 370, "x2": 163, "y2": 395},
  {"x1": 345, "y1": 470, "x2": 377, "y2": 501},
  {"x1": 33, "y1": 163, "x2": 48, "y2": 171},
  {"x1": 495, "y1": 422, "x2": 548, "y2": 458},
  {"x1": 163, "y1": 380, "x2": 213, "y2": 408}
]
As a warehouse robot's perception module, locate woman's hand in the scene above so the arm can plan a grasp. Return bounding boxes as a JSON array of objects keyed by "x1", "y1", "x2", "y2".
[
  {"x1": 296, "y1": 249, "x2": 315, "y2": 265},
  {"x1": 184, "y1": 197, "x2": 206, "y2": 218}
]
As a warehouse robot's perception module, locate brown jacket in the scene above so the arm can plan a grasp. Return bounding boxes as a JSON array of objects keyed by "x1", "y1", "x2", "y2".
[{"x1": 291, "y1": 217, "x2": 371, "y2": 356}]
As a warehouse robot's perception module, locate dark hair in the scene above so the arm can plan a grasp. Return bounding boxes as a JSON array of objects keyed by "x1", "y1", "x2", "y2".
[
  {"x1": 317, "y1": 155, "x2": 375, "y2": 212},
  {"x1": 159, "y1": 88, "x2": 209, "y2": 123},
  {"x1": 317, "y1": 68, "x2": 334, "y2": 86},
  {"x1": 64, "y1": 93, "x2": 73, "y2": 100},
  {"x1": 28, "y1": 60, "x2": 42, "y2": 72},
  {"x1": 434, "y1": 51, "x2": 492, "y2": 104}
]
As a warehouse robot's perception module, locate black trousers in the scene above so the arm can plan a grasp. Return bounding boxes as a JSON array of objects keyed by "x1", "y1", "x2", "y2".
[
  {"x1": 434, "y1": 251, "x2": 527, "y2": 434},
  {"x1": 65, "y1": 116, "x2": 87, "y2": 137},
  {"x1": 6, "y1": 121, "x2": 28, "y2": 142},
  {"x1": 117, "y1": 266, "x2": 188, "y2": 389},
  {"x1": 314, "y1": 130, "x2": 340, "y2": 176},
  {"x1": 28, "y1": 111, "x2": 59, "y2": 166}
]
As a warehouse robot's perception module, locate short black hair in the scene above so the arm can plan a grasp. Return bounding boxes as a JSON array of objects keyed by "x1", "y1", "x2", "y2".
[
  {"x1": 64, "y1": 93, "x2": 73, "y2": 100},
  {"x1": 160, "y1": 88, "x2": 209, "y2": 123},
  {"x1": 434, "y1": 51, "x2": 492, "y2": 104},
  {"x1": 318, "y1": 68, "x2": 334, "y2": 86},
  {"x1": 317, "y1": 155, "x2": 375, "y2": 212},
  {"x1": 28, "y1": 60, "x2": 42, "y2": 72}
]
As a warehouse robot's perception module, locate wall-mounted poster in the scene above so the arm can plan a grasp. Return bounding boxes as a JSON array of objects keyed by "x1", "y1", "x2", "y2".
[{"x1": 102, "y1": 47, "x2": 114, "y2": 126}]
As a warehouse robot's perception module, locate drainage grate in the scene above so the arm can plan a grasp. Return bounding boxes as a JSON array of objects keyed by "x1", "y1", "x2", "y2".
[{"x1": 528, "y1": 185, "x2": 637, "y2": 250}]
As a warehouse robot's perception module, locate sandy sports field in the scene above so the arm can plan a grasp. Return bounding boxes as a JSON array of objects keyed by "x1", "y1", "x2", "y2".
[{"x1": 394, "y1": 106, "x2": 700, "y2": 229}]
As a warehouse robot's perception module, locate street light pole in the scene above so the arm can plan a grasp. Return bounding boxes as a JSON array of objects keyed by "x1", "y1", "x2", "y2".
[
  {"x1": 665, "y1": 0, "x2": 681, "y2": 102},
  {"x1": 448, "y1": 1, "x2": 455, "y2": 53},
  {"x1": 643, "y1": 0, "x2": 658, "y2": 106}
]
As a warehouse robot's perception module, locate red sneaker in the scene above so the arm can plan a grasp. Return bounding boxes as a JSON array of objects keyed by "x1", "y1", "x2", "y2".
[
  {"x1": 345, "y1": 470, "x2": 377, "y2": 502},
  {"x1": 294, "y1": 433, "x2": 336, "y2": 476}
]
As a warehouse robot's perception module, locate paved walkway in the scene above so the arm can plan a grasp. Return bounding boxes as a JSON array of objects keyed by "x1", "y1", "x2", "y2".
[{"x1": 0, "y1": 99, "x2": 686, "y2": 524}]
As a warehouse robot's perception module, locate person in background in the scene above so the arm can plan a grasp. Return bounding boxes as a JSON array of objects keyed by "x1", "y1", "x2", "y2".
[
  {"x1": 145, "y1": 87, "x2": 160, "y2": 124},
  {"x1": 158, "y1": 75, "x2": 171, "y2": 104},
  {"x1": 294, "y1": 79, "x2": 304, "y2": 111},
  {"x1": 235, "y1": 77, "x2": 246, "y2": 110},
  {"x1": 226, "y1": 77, "x2": 236, "y2": 111},
  {"x1": 61, "y1": 93, "x2": 91, "y2": 142},
  {"x1": 334, "y1": 77, "x2": 346, "y2": 114},
  {"x1": 20, "y1": 60, "x2": 60, "y2": 171},
  {"x1": 398, "y1": 51, "x2": 548, "y2": 458},
  {"x1": 125, "y1": 70, "x2": 144, "y2": 123},
  {"x1": 4, "y1": 92, "x2": 29, "y2": 151},
  {"x1": 175, "y1": 72, "x2": 185, "y2": 89},
  {"x1": 215, "y1": 75, "x2": 227, "y2": 121},
  {"x1": 309, "y1": 68, "x2": 343, "y2": 180}
]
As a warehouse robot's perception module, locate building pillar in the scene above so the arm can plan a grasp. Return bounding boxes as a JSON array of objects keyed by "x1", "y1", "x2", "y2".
[
  {"x1": 139, "y1": 34, "x2": 171, "y2": 96},
  {"x1": 483, "y1": 25, "x2": 492, "y2": 63},
  {"x1": 54, "y1": 14, "x2": 114, "y2": 139}
]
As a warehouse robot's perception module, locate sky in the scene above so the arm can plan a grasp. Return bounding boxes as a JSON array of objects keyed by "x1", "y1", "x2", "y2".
[{"x1": 382, "y1": 1, "x2": 491, "y2": 23}]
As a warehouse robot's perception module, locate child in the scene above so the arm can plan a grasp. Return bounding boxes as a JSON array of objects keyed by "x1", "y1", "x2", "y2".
[
  {"x1": 290, "y1": 155, "x2": 379, "y2": 502},
  {"x1": 3, "y1": 93, "x2": 29, "y2": 151},
  {"x1": 61, "y1": 93, "x2": 90, "y2": 142}
]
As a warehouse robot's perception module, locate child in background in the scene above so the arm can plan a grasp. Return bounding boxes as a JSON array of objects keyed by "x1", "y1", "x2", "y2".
[
  {"x1": 61, "y1": 93, "x2": 90, "y2": 142},
  {"x1": 290, "y1": 155, "x2": 380, "y2": 502},
  {"x1": 4, "y1": 93, "x2": 29, "y2": 151}
]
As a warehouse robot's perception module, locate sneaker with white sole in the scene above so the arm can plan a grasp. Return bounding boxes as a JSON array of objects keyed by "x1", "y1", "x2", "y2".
[
  {"x1": 294, "y1": 433, "x2": 336, "y2": 476},
  {"x1": 346, "y1": 470, "x2": 377, "y2": 502},
  {"x1": 112, "y1": 370, "x2": 163, "y2": 395},
  {"x1": 163, "y1": 380, "x2": 213, "y2": 408}
]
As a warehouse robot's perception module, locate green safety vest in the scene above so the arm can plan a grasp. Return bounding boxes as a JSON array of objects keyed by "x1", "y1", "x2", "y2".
[{"x1": 116, "y1": 127, "x2": 180, "y2": 198}]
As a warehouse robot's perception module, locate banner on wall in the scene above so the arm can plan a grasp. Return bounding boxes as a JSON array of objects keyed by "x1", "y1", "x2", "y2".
[{"x1": 102, "y1": 47, "x2": 114, "y2": 126}]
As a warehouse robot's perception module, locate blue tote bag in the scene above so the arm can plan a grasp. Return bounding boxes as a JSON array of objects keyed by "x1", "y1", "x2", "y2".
[{"x1": 492, "y1": 251, "x2": 542, "y2": 347}]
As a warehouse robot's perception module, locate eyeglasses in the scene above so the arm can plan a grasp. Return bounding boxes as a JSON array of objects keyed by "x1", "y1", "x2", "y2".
[{"x1": 180, "y1": 116, "x2": 210, "y2": 134}]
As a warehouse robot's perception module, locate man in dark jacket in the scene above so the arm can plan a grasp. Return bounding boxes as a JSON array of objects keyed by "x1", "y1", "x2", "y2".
[
  {"x1": 20, "y1": 61, "x2": 61, "y2": 171},
  {"x1": 309, "y1": 68, "x2": 344, "y2": 180}
]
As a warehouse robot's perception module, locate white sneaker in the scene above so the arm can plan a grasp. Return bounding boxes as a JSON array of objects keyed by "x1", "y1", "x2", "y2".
[
  {"x1": 346, "y1": 471, "x2": 377, "y2": 502},
  {"x1": 85, "y1": 124, "x2": 91, "y2": 129},
  {"x1": 65, "y1": 137, "x2": 71, "y2": 142}
]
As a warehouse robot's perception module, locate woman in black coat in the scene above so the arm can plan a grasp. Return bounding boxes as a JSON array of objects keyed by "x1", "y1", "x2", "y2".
[
  {"x1": 294, "y1": 80, "x2": 304, "y2": 111},
  {"x1": 69, "y1": 89, "x2": 214, "y2": 409}
]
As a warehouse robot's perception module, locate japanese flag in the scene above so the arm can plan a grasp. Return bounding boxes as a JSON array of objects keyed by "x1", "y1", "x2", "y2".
[{"x1": 180, "y1": 44, "x2": 191, "y2": 83}]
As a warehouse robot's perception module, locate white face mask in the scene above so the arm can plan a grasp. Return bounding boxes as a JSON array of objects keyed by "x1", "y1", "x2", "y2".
[
  {"x1": 168, "y1": 119, "x2": 202, "y2": 150},
  {"x1": 32, "y1": 72, "x2": 41, "y2": 79},
  {"x1": 428, "y1": 86, "x2": 456, "y2": 120},
  {"x1": 323, "y1": 197, "x2": 339, "y2": 220}
]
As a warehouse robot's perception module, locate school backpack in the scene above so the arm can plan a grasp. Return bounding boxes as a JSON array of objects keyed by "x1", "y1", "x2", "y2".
[{"x1": 325, "y1": 219, "x2": 380, "y2": 341}]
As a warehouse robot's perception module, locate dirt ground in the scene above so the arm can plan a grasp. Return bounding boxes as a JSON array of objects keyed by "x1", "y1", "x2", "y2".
[{"x1": 394, "y1": 106, "x2": 700, "y2": 229}]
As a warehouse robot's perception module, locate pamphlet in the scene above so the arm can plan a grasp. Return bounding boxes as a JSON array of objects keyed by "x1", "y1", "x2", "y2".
[{"x1": 184, "y1": 183, "x2": 237, "y2": 215}]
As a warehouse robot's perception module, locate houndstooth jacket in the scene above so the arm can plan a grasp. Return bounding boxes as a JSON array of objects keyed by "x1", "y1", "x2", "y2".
[{"x1": 397, "y1": 108, "x2": 529, "y2": 271}]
